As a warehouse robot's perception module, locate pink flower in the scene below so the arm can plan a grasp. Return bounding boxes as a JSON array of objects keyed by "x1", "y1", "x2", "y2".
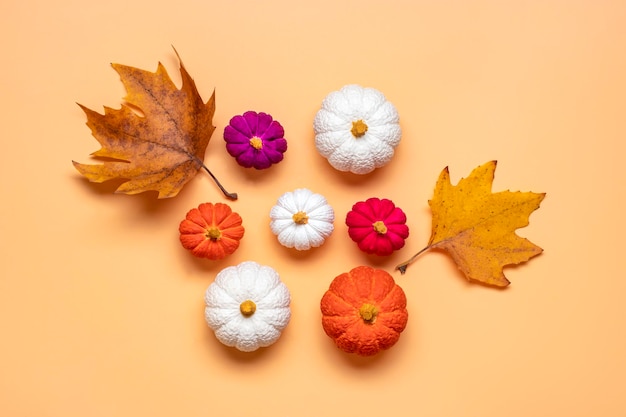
[
  {"x1": 223, "y1": 111, "x2": 287, "y2": 169},
  {"x1": 345, "y1": 198, "x2": 409, "y2": 256}
]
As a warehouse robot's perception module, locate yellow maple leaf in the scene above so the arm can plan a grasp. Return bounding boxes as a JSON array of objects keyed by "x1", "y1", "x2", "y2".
[
  {"x1": 396, "y1": 161, "x2": 545, "y2": 287},
  {"x1": 72, "y1": 49, "x2": 237, "y2": 199}
]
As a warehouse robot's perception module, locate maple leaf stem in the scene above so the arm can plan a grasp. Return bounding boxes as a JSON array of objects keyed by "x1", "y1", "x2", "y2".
[
  {"x1": 395, "y1": 245, "x2": 432, "y2": 275},
  {"x1": 201, "y1": 164, "x2": 238, "y2": 200}
]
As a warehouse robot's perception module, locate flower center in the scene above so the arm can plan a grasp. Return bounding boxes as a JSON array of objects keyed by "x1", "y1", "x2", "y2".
[
  {"x1": 240, "y1": 300, "x2": 257, "y2": 316},
  {"x1": 206, "y1": 227, "x2": 222, "y2": 240},
  {"x1": 249, "y1": 136, "x2": 263, "y2": 150},
  {"x1": 292, "y1": 211, "x2": 309, "y2": 224},
  {"x1": 372, "y1": 221, "x2": 388, "y2": 234},
  {"x1": 359, "y1": 303, "x2": 378, "y2": 323},
  {"x1": 351, "y1": 120, "x2": 368, "y2": 138}
]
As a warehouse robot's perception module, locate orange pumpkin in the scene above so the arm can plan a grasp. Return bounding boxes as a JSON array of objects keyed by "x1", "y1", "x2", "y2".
[
  {"x1": 179, "y1": 202, "x2": 244, "y2": 260},
  {"x1": 320, "y1": 265, "x2": 408, "y2": 356}
]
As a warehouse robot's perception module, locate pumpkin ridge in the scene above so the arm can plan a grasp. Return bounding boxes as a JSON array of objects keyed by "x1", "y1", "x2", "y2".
[
  {"x1": 383, "y1": 209, "x2": 407, "y2": 225},
  {"x1": 254, "y1": 112, "x2": 273, "y2": 137},
  {"x1": 322, "y1": 290, "x2": 360, "y2": 314},
  {"x1": 207, "y1": 283, "x2": 240, "y2": 306},
  {"x1": 376, "y1": 285, "x2": 407, "y2": 312},
  {"x1": 385, "y1": 225, "x2": 409, "y2": 239},
  {"x1": 347, "y1": 208, "x2": 374, "y2": 224},
  {"x1": 217, "y1": 216, "x2": 244, "y2": 232},
  {"x1": 255, "y1": 308, "x2": 291, "y2": 331},
  {"x1": 223, "y1": 129, "x2": 250, "y2": 144},
  {"x1": 243, "y1": 110, "x2": 258, "y2": 134},
  {"x1": 185, "y1": 209, "x2": 209, "y2": 228},
  {"x1": 254, "y1": 284, "x2": 286, "y2": 306},
  {"x1": 361, "y1": 92, "x2": 388, "y2": 118},
  {"x1": 376, "y1": 311, "x2": 408, "y2": 333},
  {"x1": 372, "y1": 198, "x2": 396, "y2": 218},
  {"x1": 220, "y1": 228, "x2": 245, "y2": 241},
  {"x1": 228, "y1": 114, "x2": 253, "y2": 136}
]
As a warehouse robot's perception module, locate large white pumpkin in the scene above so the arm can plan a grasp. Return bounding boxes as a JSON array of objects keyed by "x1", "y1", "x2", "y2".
[
  {"x1": 204, "y1": 261, "x2": 291, "y2": 352},
  {"x1": 313, "y1": 84, "x2": 402, "y2": 174}
]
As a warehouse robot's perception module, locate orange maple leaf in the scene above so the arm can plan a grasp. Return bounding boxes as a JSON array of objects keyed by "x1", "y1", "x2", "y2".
[
  {"x1": 72, "y1": 50, "x2": 236, "y2": 199},
  {"x1": 396, "y1": 161, "x2": 545, "y2": 287}
]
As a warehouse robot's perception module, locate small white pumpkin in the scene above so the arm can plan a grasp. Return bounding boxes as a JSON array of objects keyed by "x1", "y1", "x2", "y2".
[
  {"x1": 204, "y1": 261, "x2": 291, "y2": 352},
  {"x1": 313, "y1": 84, "x2": 402, "y2": 174},
  {"x1": 269, "y1": 188, "x2": 335, "y2": 250}
]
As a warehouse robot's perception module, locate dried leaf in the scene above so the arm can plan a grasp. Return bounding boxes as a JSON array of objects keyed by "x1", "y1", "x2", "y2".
[
  {"x1": 73, "y1": 49, "x2": 236, "y2": 199},
  {"x1": 397, "y1": 161, "x2": 545, "y2": 287}
]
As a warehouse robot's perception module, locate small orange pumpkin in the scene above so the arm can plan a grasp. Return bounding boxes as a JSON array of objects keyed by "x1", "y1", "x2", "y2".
[
  {"x1": 179, "y1": 202, "x2": 244, "y2": 260},
  {"x1": 320, "y1": 265, "x2": 408, "y2": 356}
]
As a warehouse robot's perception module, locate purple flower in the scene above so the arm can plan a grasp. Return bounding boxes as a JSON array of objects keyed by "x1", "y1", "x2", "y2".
[{"x1": 223, "y1": 111, "x2": 288, "y2": 169}]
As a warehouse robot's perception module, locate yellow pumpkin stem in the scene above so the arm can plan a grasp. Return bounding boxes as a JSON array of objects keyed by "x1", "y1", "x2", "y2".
[
  {"x1": 292, "y1": 211, "x2": 309, "y2": 224},
  {"x1": 372, "y1": 221, "x2": 388, "y2": 234},
  {"x1": 206, "y1": 227, "x2": 222, "y2": 240},
  {"x1": 240, "y1": 300, "x2": 257, "y2": 316},
  {"x1": 249, "y1": 137, "x2": 263, "y2": 150},
  {"x1": 359, "y1": 303, "x2": 378, "y2": 323},
  {"x1": 351, "y1": 120, "x2": 368, "y2": 138}
]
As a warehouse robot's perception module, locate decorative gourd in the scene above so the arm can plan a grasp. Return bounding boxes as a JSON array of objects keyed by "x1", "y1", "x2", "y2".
[
  {"x1": 320, "y1": 265, "x2": 408, "y2": 356},
  {"x1": 269, "y1": 188, "x2": 335, "y2": 250},
  {"x1": 178, "y1": 202, "x2": 244, "y2": 260},
  {"x1": 204, "y1": 261, "x2": 291, "y2": 352},
  {"x1": 313, "y1": 84, "x2": 402, "y2": 174},
  {"x1": 223, "y1": 111, "x2": 287, "y2": 169},
  {"x1": 345, "y1": 197, "x2": 409, "y2": 256}
]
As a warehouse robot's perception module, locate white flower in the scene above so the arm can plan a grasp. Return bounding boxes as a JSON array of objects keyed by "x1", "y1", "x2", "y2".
[
  {"x1": 269, "y1": 188, "x2": 335, "y2": 250},
  {"x1": 204, "y1": 261, "x2": 291, "y2": 352}
]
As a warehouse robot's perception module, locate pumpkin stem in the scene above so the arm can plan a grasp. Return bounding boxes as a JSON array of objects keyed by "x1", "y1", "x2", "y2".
[
  {"x1": 240, "y1": 300, "x2": 257, "y2": 316},
  {"x1": 351, "y1": 120, "x2": 368, "y2": 138},
  {"x1": 206, "y1": 226, "x2": 222, "y2": 240},
  {"x1": 359, "y1": 303, "x2": 378, "y2": 323},
  {"x1": 292, "y1": 211, "x2": 309, "y2": 224},
  {"x1": 372, "y1": 221, "x2": 388, "y2": 234},
  {"x1": 249, "y1": 136, "x2": 263, "y2": 150}
]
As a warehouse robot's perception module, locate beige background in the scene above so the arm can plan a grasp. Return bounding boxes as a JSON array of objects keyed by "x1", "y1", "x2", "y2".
[{"x1": 2, "y1": 0, "x2": 625, "y2": 416}]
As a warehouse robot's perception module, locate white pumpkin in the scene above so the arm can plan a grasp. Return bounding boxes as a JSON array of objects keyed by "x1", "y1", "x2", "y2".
[
  {"x1": 204, "y1": 261, "x2": 291, "y2": 352},
  {"x1": 313, "y1": 84, "x2": 402, "y2": 174},
  {"x1": 269, "y1": 188, "x2": 335, "y2": 250}
]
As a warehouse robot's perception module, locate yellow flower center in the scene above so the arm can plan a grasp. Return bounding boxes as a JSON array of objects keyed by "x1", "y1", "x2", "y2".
[
  {"x1": 351, "y1": 120, "x2": 368, "y2": 138},
  {"x1": 292, "y1": 211, "x2": 309, "y2": 224},
  {"x1": 206, "y1": 227, "x2": 222, "y2": 240},
  {"x1": 373, "y1": 221, "x2": 388, "y2": 234},
  {"x1": 240, "y1": 300, "x2": 257, "y2": 317},
  {"x1": 359, "y1": 303, "x2": 378, "y2": 323},
  {"x1": 249, "y1": 137, "x2": 263, "y2": 150}
]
